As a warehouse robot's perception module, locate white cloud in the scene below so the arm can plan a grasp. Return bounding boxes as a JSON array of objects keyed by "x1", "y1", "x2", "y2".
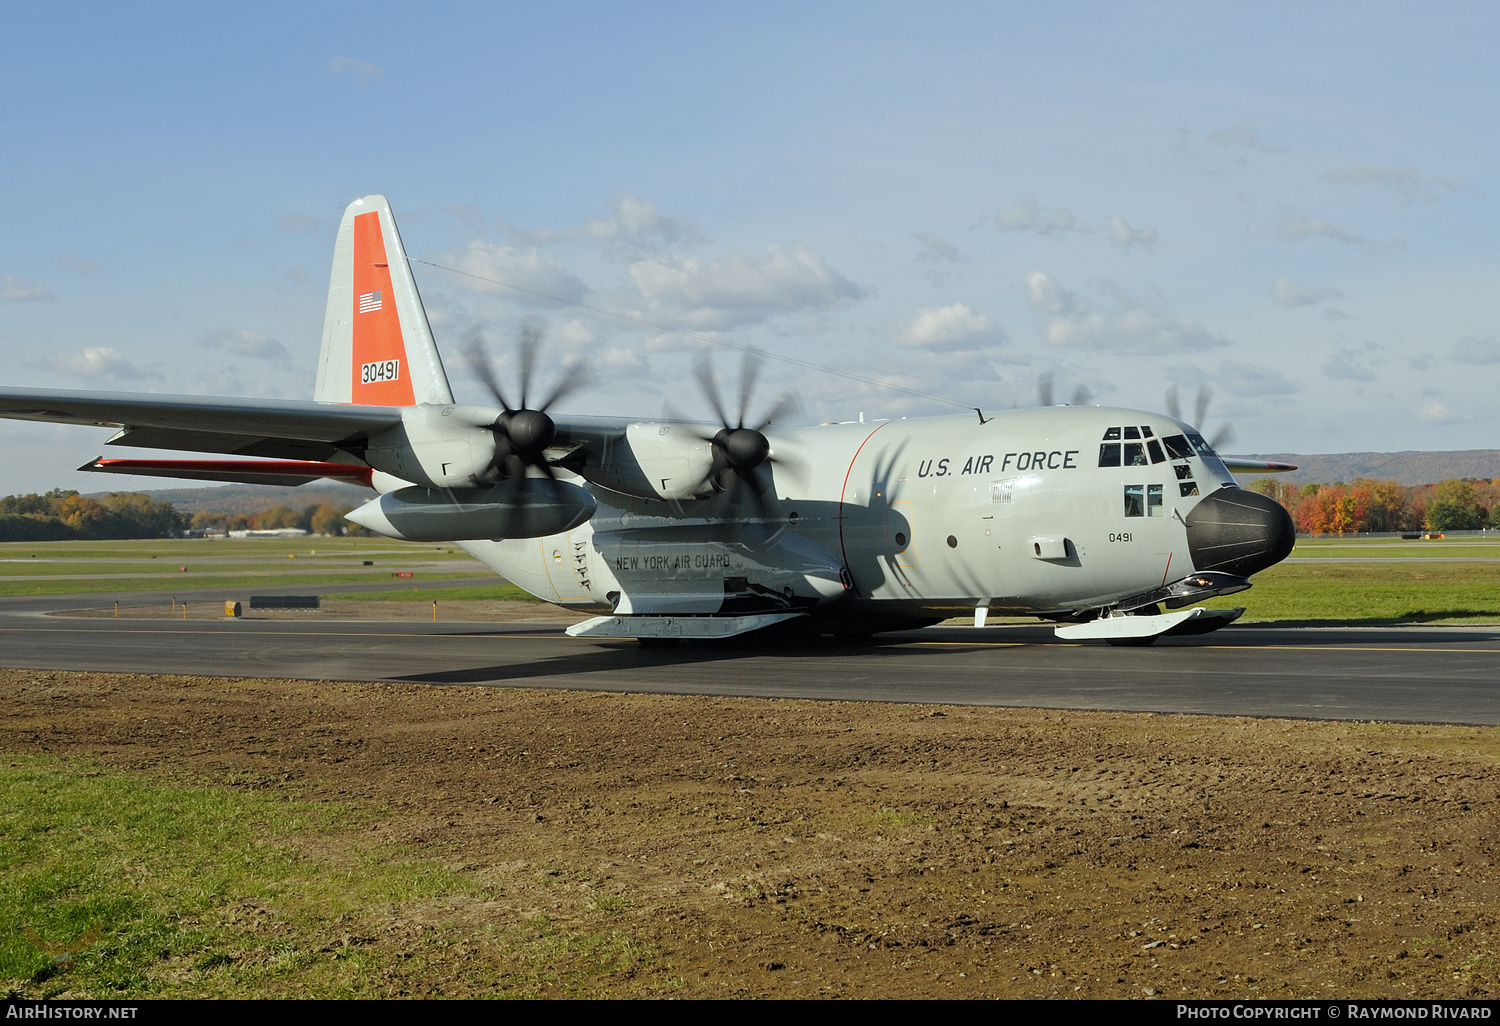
[
  {"x1": 1275, "y1": 214, "x2": 1375, "y2": 249},
  {"x1": 1270, "y1": 276, "x2": 1343, "y2": 308},
  {"x1": 30, "y1": 346, "x2": 159, "y2": 380},
  {"x1": 914, "y1": 234, "x2": 964, "y2": 264},
  {"x1": 1451, "y1": 336, "x2": 1500, "y2": 365},
  {"x1": 1, "y1": 275, "x2": 54, "y2": 302},
  {"x1": 1322, "y1": 348, "x2": 1378, "y2": 382},
  {"x1": 578, "y1": 192, "x2": 696, "y2": 252},
  {"x1": 895, "y1": 303, "x2": 1004, "y2": 351},
  {"x1": 198, "y1": 329, "x2": 289, "y2": 363},
  {"x1": 1326, "y1": 164, "x2": 1465, "y2": 203},
  {"x1": 328, "y1": 56, "x2": 384, "y2": 85},
  {"x1": 594, "y1": 346, "x2": 649, "y2": 378},
  {"x1": 442, "y1": 240, "x2": 589, "y2": 304},
  {"x1": 1107, "y1": 216, "x2": 1157, "y2": 252},
  {"x1": 1415, "y1": 399, "x2": 1463, "y2": 424},
  {"x1": 1206, "y1": 125, "x2": 1286, "y2": 154},
  {"x1": 995, "y1": 204, "x2": 1078, "y2": 236},
  {"x1": 1022, "y1": 271, "x2": 1228, "y2": 354},
  {"x1": 57, "y1": 257, "x2": 98, "y2": 275},
  {"x1": 1217, "y1": 360, "x2": 1299, "y2": 397},
  {"x1": 627, "y1": 245, "x2": 863, "y2": 330}
]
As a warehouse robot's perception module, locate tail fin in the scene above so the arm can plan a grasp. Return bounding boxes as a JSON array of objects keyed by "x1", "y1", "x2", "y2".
[{"x1": 315, "y1": 195, "x2": 454, "y2": 406}]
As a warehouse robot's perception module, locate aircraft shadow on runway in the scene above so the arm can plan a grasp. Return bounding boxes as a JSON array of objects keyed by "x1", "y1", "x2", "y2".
[
  {"x1": 393, "y1": 620, "x2": 1500, "y2": 686},
  {"x1": 393, "y1": 633, "x2": 975, "y2": 685}
]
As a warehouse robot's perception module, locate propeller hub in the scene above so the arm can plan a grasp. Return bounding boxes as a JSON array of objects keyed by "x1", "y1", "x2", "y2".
[
  {"x1": 714, "y1": 427, "x2": 770, "y2": 473},
  {"x1": 498, "y1": 409, "x2": 556, "y2": 460}
]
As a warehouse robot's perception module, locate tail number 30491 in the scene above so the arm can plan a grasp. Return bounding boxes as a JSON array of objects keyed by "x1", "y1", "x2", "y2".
[{"x1": 360, "y1": 360, "x2": 400, "y2": 384}]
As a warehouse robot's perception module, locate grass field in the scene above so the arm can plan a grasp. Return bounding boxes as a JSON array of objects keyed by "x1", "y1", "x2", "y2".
[
  {"x1": 4, "y1": 534, "x2": 1499, "y2": 621},
  {"x1": 1204, "y1": 536, "x2": 1500, "y2": 624},
  {"x1": 0, "y1": 754, "x2": 619, "y2": 998},
  {"x1": 0, "y1": 537, "x2": 486, "y2": 596}
]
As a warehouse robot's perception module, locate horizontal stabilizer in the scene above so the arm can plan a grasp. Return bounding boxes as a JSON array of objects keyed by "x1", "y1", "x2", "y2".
[{"x1": 79, "y1": 457, "x2": 374, "y2": 488}]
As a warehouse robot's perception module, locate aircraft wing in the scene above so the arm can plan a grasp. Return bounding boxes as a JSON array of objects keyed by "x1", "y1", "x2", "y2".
[
  {"x1": 1220, "y1": 457, "x2": 1298, "y2": 474},
  {"x1": 0, "y1": 386, "x2": 404, "y2": 462}
]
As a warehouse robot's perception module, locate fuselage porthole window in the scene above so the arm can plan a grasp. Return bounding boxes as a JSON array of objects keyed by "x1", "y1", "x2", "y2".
[
  {"x1": 1179, "y1": 482, "x2": 1200, "y2": 497},
  {"x1": 1098, "y1": 443, "x2": 1122, "y2": 467},
  {"x1": 1124, "y1": 484, "x2": 1145, "y2": 517},
  {"x1": 1174, "y1": 464, "x2": 1193, "y2": 481}
]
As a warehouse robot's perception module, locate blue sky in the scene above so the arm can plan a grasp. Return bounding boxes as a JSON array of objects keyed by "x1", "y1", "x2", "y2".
[{"x1": 1, "y1": 2, "x2": 1496, "y2": 492}]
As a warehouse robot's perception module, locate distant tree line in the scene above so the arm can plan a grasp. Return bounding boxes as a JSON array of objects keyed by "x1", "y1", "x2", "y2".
[
  {"x1": 1250, "y1": 477, "x2": 1500, "y2": 534},
  {"x1": 0, "y1": 490, "x2": 188, "y2": 541},
  {"x1": 0, "y1": 491, "x2": 364, "y2": 541},
  {"x1": 188, "y1": 503, "x2": 360, "y2": 536}
]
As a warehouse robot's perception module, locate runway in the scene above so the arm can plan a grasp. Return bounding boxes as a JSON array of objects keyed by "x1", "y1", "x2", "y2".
[{"x1": 2, "y1": 591, "x2": 1497, "y2": 725}]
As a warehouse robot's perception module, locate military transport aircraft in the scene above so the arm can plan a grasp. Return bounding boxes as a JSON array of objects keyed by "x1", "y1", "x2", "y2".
[{"x1": 0, "y1": 195, "x2": 1296, "y2": 646}]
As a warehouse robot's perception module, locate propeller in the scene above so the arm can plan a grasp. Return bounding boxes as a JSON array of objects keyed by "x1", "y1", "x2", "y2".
[
  {"x1": 1165, "y1": 383, "x2": 1235, "y2": 451},
  {"x1": 1037, "y1": 372, "x2": 1092, "y2": 407},
  {"x1": 682, "y1": 349, "x2": 799, "y2": 519},
  {"x1": 465, "y1": 323, "x2": 591, "y2": 492}
]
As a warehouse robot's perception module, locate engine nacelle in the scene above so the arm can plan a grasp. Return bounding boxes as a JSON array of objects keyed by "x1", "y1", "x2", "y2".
[
  {"x1": 345, "y1": 480, "x2": 596, "y2": 542},
  {"x1": 579, "y1": 422, "x2": 717, "y2": 501},
  {"x1": 364, "y1": 403, "x2": 501, "y2": 489}
]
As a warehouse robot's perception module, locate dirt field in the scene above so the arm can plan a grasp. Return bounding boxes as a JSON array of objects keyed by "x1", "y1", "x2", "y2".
[{"x1": 4, "y1": 664, "x2": 1497, "y2": 999}]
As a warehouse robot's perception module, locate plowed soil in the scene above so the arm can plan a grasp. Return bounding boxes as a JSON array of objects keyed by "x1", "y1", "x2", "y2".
[{"x1": 4, "y1": 666, "x2": 1497, "y2": 999}]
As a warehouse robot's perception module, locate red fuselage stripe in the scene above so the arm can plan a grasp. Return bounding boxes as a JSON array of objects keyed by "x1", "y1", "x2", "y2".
[{"x1": 836, "y1": 421, "x2": 893, "y2": 598}]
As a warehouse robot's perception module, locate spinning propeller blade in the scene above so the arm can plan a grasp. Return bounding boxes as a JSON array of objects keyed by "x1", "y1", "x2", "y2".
[
  {"x1": 464, "y1": 323, "x2": 591, "y2": 492},
  {"x1": 685, "y1": 349, "x2": 800, "y2": 516}
]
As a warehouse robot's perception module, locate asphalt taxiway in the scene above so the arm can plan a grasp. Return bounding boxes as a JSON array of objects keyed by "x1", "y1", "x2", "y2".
[{"x1": 1, "y1": 589, "x2": 1496, "y2": 725}]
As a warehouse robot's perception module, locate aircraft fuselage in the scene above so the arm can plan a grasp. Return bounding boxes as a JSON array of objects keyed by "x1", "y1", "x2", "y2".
[{"x1": 465, "y1": 404, "x2": 1293, "y2": 628}]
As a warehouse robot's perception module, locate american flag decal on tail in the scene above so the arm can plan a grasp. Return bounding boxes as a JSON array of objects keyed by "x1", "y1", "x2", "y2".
[{"x1": 358, "y1": 290, "x2": 383, "y2": 314}]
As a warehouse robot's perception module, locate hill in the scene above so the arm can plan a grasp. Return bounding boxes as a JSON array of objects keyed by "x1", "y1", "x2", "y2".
[{"x1": 1239, "y1": 450, "x2": 1500, "y2": 486}]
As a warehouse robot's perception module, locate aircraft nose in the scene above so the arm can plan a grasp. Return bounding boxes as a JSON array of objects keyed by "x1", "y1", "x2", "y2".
[{"x1": 1184, "y1": 487, "x2": 1295, "y2": 577}]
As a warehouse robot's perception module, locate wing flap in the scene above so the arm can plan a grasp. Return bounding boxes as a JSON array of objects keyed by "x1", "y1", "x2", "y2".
[{"x1": 79, "y1": 457, "x2": 375, "y2": 488}]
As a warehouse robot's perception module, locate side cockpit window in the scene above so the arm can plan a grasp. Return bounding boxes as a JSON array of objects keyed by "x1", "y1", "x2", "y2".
[
  {"x1": 1163, "y1": 434, "x2": 1193, "y2": 460},
  {"x1": 1102, "y1": 427, "x2": 1165, "y2": 468}
]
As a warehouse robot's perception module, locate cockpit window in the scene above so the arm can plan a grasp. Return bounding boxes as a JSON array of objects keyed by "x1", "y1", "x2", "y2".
[
  {"x1": 1098, "y1": 442, "x2": 1122, "y2": 467},
  {"x1": 1124, "y1": 442, "x2": 1148, "y2": 466},
  {"x1": 1187, "y1": 432, "x2": 1213, "y2": 456},
  {"x1": 1162, "y1": 434, "x2": 1193, "y2": 460},
  {"x1": 1141, "y1": 426, "x2": 1154, "y2": 437},
  {"x1": 1102, "y1": 427, "x2": 1121, "y2": 440},
  {"x1": 1147, "y1": 439, "x2": 1165, "y2": 464},
  {"x1": 1123, "y1": 426, "x2": 1141, "y2": 439}
]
